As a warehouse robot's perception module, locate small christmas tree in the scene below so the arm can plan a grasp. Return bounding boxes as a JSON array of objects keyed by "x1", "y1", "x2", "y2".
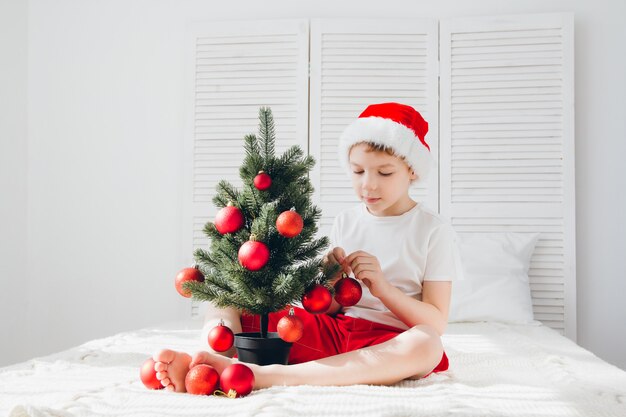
[{"x1": 185, "y1": 107, "x2": 337, "y2": 339}]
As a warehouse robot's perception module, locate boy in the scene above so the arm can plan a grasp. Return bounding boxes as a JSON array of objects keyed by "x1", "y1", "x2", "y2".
[{"x1": 154, "y1": 103, "x2": 456, "y2": 391}]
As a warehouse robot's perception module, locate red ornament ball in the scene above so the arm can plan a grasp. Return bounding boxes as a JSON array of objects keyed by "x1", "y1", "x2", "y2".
[
  {"x1": 253, "y1": 171, "x2": 272, "y2": 191},
  {"x1": 208, "y1": 322, "x2": 234, "y2": 352},
  {"x1": 277, "y1": 308, "x2": 304, "y2": 343},
  {"x1": 238, "y1": 239, "x2": 270, "y2": 271},
  {"x1": 220, "y1": 363, "x2": 255, "y2": 398},
  {"x1": 276, "y1": 210, "x2": 304, "y2": 238},
  {"x1": 214, "y1": 204, "x2": 245, "y2": 234},
  {"x1": 302, "y1": 284, "x2": 332, "y2": 314},
  {"x1": 185, "y1": 364, "x2": 220, "y2": 395},
  {"x1": 175, "y1": 267, "x2": 205, "y2": 298},
  {"x1": 139, "y1": 358, "x2": 164, "y2": 390},
  {"x1": 334, "y1": 276, "x2": 363, "y2": 307}
]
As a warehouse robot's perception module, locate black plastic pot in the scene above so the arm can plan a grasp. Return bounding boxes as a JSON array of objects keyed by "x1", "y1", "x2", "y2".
[{"x1": 234, "y1": 332, "x2": 292, "y2": 365}]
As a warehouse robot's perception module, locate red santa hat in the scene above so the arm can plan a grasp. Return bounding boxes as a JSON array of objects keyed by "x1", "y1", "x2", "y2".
[{"x1": 338, "y1": 102, "x2": 433, "y2": 182}]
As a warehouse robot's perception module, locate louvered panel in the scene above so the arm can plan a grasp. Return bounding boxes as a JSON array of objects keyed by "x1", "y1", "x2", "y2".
[
  {"x1": 441, "y1": 13, "x2": 575, "y2": 339},
  {"x1": 192, "y1": 216, "x2": 211, "y2": 251},
  {"x1": 310, "y1": 19, "x2": 439, "y2": 238},
  {"x1": 188, "y1": 20, "x2": 308, "y2": 205},
  {"x1": 183, "y1": 20, "x2": 310, "y2": 309}
]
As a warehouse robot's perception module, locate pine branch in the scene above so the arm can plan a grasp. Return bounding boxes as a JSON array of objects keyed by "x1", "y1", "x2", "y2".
[
  {"x1": 291, "y1": 237, "x2": 329, "y2": 263},
  {"x1": 202, "y1": 222, "x2": 225, "y2": 244},
  {"x1": 250, "y1": 203, "x2": 277, "y2": 242},
  {"x1": 213, "y1": 181, "x2": 241, "y2": 207},
  {"x1": 243, "y1": 184, "x2": 267, "y2": 216},
  {"x1": 194, "y1": 248, "x2": 220, "y2": 269},
  {"x1": 258, "y1": 107, "x2": 276, "y2": 160},
  {"x1": 217, "y1": 246, "x2": 238, "y2": 263},
  {"x1": 185, "y1": 269, "x2": 235, "y2": 301},
  {"x1": 243, "y1": 134, "x2": 260, "y2": 158},
  {"x1": 278, "y1": 146, "x2": 303, "y2": 167}
]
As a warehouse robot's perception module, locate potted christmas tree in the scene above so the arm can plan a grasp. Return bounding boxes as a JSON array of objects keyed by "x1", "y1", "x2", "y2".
[{"x1": 181, "y1": 107, "x2": 337, "y2": 366}]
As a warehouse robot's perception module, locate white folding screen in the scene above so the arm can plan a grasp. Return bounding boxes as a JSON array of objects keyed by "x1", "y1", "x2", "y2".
[
  {"x1": 309, "y1": 19, "x2": 439, "y2": 238},
  {"x1": 440, "y1": 13, "x2": 575, "y2": 338}
]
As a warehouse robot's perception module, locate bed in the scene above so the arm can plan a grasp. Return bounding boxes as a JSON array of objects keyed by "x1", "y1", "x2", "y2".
[{"x1": 2, "y1": 317, "x2": 626, "y2": 417}]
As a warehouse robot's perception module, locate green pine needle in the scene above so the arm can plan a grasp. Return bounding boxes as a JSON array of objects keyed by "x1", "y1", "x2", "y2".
[{"x1": 258, "y1": 107, "x2": 276, "y2": 160}]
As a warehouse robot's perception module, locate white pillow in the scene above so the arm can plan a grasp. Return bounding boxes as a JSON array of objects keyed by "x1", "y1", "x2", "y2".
[{"x1": 448, "y1": 232, "x2": 540, "y2": 324}]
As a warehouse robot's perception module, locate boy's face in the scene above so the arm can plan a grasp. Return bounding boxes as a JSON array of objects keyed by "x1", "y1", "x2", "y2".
[{"x1": 348, "y1": 143, "x2": 417, "y2": 217}]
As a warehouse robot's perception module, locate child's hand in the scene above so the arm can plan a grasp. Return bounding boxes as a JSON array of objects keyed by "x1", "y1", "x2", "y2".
[
  {"x1": 344, "y1": 251, "x2": 390, "y2": 298},
  {"x1": 324, "y1": 247, "x2": 350, "y2": 284}
]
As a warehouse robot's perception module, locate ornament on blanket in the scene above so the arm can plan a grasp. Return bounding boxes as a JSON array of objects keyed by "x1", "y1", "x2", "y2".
[
  {"x1": 277, "y1": 308, "x2": 304, "y2": 342},
  {"x1": 185, "y1": 364, "x2": 220, "y2": 395},
  {"x1": 208, "y1": 320, "x2": 235, "y2": 352},
  {"x1": 174, "y1": 266, "x2": 205, "y2": 298},
  {"x1": 219, "y1": 363, "x2": 255, "y2": 398},
  {"x1": 238, "y1": 236, "x2": 270, "y2": 271},
  {"x1": 276, "y1": 208, "x2": 304, "y2": 238},
  {"x1": 334, "y1": 274, "x2": 362, "y2": 307},
  {"x1": 302, "y1": 283, "x2": 332, "y2": 314},
  {"x1": 214, "y1": 202, "x2": 245, "y2": 234},
  {"x1": 253, "y1": 170, "x2": 272, "y2": 191},
  {"x1": 139, "y1": 358, "x2": 164, "y2": 390}
]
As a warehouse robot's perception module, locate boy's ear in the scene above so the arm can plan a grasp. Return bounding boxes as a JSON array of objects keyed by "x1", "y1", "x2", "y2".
[{"x1": 409, "y1": 169, "x2": 417, "y2": 180}]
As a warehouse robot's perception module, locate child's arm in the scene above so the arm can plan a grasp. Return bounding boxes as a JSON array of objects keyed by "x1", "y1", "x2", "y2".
[
  {"x1": 344, "y1": 250, "x2": 451, "y2": 335},
  {"x1": 377, "y1": 281, "x2": 451, "y2": 336}
]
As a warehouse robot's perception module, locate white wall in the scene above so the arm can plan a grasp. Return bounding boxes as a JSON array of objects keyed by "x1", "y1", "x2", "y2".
[
  {"x1": 1, "y1": 0, "x2": 624, "y2": 370},
  {"x1": 0, "y1": 0, "x2": 28, "y2": 366}
]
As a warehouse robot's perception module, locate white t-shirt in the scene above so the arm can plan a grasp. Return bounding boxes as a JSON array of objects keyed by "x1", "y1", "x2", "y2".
[{"x1": 329, "y1": 203, "x2": 458, "y2": 330}]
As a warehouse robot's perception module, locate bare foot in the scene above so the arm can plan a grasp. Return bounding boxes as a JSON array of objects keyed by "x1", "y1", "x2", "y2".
[
  {"x1": 154, "y1": 349, "x2": 273, "y2": 393},
  {"x1": 189, "y1": 351, "x2": 237, "y2": 375},
  {"x1": 152, "y1": 349, "x2": 192, "y2": 392}
]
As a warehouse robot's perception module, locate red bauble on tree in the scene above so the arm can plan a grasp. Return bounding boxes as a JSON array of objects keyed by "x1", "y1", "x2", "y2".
[
  {"x1": 175, "y1": 266, "x2": 205, "y2": 298},
  {"x1": 253, "y1": 171, "x2": 272, "y2": 191},
  {"x1": 208, "y1": 320, "x2": 234, "y2": 352},
  {"x1": 334, "y1": 275, "x2": 362, "y2": 307},
  {"x1": 220, "y1": 363, "x2": 255, "y2": 398},
  {"x1": 276, "y1": 209, "x2": 304, "y2": 238},
  {"x1": 302, "y1": 284, "x2": 332, "y2": 314},
  {"x1": 238, "y1": 236, "x2": 270, "y2": 271},
  {"x1": 139, "y1": 358, "x2": 164, "y2": 390},
  {"x1": 277, "y1": 308, "x2": 304, "y2": 342},
  {"x1": 185, "y1": 364, "x2": 220, "y2": 395},
  {"x1": 214, "y1": 203, "x2": 245, "y2": 234}
]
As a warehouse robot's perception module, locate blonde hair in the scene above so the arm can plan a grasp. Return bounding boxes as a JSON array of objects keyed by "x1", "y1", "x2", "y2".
[
  {"x1": 350, "y1": 141, "x2": 409, "y2": 163},
  {"x1": 349, "y1": 141, "x2": 417, "y2": 180}
]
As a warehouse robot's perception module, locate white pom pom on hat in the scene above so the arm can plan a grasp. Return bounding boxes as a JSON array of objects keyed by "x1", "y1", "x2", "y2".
[{"x1": 338, "y1": 102, "x2": 434, "y2": 182}]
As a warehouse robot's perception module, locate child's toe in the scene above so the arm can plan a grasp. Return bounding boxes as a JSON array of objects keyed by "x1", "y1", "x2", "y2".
[
  {"x1": 154, "y1": 362, "x2": 168, "y2": 372},
  {"x1": 153, "y1": 349, "x2": 176, "y2": 364}
]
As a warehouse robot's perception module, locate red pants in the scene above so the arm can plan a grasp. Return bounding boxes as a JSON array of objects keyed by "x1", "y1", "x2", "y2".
[{"x1": 240, "y1": 306, "x2": 449, "y2": 378}]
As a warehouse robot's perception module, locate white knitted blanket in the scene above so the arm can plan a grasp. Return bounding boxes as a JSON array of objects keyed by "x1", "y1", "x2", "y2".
[{"x1": 1, "y1": 320, "x2": 625, "y2": 417}]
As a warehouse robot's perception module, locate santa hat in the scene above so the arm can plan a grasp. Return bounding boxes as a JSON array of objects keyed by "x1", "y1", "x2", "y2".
[{"x1": 338, "y1": 102, "x2": 433, "y2": 182}]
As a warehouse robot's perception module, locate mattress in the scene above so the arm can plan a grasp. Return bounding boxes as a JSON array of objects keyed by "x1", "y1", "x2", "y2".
[{"x1": 1, "y1": 319, "x2": 625, "y2": 417}]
